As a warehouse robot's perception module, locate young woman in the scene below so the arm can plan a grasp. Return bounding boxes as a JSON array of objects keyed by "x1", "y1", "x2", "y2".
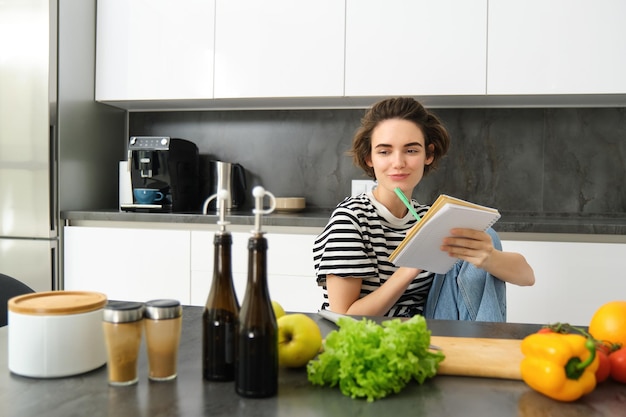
[{"x1": 313, "y1": 97, "x2": 535, "y2": 321}]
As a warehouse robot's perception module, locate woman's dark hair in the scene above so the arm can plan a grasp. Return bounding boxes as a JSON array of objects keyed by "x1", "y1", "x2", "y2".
[{"x1": 350, "y1": 97, "x2": 451, "y2": 179}]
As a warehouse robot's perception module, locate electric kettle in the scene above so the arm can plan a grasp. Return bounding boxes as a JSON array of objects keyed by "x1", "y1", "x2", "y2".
[{"x1": 205, "y1": 160, "x2": 247, "y2": 211}]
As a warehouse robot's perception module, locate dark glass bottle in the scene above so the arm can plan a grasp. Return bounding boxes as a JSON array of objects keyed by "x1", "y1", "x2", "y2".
[
  {"x1": 235, "y1": 233, "x2": 278, "y2": 398},
  {"x1": 203, "y1": 231, "x2": 240, "y2": 381}
]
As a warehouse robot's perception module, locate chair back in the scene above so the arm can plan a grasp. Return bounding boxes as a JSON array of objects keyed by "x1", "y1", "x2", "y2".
[{"x1": 0, "y1": 273, "x2": 35, "y2": 327}]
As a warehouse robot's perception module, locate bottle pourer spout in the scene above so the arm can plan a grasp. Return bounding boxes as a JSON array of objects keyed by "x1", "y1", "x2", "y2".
[
  {"x1": 252, "y1": 186, "x2": 276, "y2": 234},
  {"x1": 202, "y1": 189, "x2": 231, "y2": 232},
  {"x1": 216, "y1": 189, "x2": 230, "y2": 232}
]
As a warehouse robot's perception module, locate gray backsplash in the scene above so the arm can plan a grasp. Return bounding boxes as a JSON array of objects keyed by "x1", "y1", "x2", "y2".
[{"x1": 129, "y1": 107, "x2": 626, "y2": 215}]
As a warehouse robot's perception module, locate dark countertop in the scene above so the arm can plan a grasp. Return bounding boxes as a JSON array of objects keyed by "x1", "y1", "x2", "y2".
[
  {"x1": 61, "y1": 209, "x2": 626, "y2": 236},
  {"x1": 2, "y1": 306, "x2": 625, "y2": 417}
]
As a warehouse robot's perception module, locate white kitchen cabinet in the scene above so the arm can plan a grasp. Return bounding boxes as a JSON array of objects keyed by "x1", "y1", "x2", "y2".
[
  {"x1": 345, "y1": 0, "x2": 487, "y2": 96},
  {"x1": 93, "y1": 0, "x2": 626, "y2": 108},
  {"x1": 95, "y1": 0, "x2": 215, "y2": 101},
  {"x1": 488, "y1": 0, "x2": 626, "y2": 95},
  {"x1": 213, "y1": 0, "x2": 345, "y2": 98},
  {"x1": 503, "y1": 240, "x2": 626, "y2": 326},
  {"x1": 191, "y1": 231, "x2": 321, "y2": 313},
  {"x1": 64, "y1": 222, "x2": 626, "y2": 325},
  {"x1": 63, "y1": 226, "x2": 192, "y2": 304},
  {"x1": 64, "y1": 224, "x2": 322, "y2": 311}
]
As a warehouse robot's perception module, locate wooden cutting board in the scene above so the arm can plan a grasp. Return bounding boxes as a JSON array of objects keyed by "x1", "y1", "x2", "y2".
[{"x1": 430, "y1": 336, "x2": 523, "y2": 380}]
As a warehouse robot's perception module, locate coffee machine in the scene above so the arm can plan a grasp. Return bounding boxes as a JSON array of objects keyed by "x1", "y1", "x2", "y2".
[{"x1": 121, "y1": 136, "x2": 200, "y2": 212}]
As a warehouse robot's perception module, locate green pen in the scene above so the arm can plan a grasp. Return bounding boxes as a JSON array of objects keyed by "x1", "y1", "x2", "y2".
[{"x1": 394, "y1": 187, "x2": 421, "y2": 222}]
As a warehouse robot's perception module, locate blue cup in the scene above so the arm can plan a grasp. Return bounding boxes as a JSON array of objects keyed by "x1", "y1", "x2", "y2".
[{"x1": 134, "y1": 188, "x2": 164, "y2": 205}]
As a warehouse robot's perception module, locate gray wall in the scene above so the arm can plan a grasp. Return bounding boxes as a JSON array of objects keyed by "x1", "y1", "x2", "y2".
[{"x1": 129, "y1": 107, "x2": 626, "y2": 215}]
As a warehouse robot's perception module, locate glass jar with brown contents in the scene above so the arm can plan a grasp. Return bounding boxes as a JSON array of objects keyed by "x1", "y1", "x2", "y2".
[
  {"x1": 144, "y1": 299, "x2": 183, "y2": 381},
  {"x1": 102, "y1": 301, "x2": 145, "y2": 386}
]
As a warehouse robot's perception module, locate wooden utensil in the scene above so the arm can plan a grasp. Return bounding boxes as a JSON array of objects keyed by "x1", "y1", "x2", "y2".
[{"x1": 430, "y1": 335, "x2": 523, "y2": 380}]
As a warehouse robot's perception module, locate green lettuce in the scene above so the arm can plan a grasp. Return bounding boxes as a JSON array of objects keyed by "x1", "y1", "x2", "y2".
[{"x1": 306, "y1": 315, "x2": 444, "y2": 401}]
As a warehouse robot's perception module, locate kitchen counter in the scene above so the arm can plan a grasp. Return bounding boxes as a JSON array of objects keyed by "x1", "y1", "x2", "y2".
[
  {"x1": 61, "y1": 209, "x2": 626, "y2": 237},
  {"x1": 2, "y1": 306, "x2": 625, "y2": 417}
]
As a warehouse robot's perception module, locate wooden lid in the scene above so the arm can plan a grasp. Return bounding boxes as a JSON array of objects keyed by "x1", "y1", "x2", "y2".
[{"x1": 8, "y1": 291, "x2": 107, "y2": 315}]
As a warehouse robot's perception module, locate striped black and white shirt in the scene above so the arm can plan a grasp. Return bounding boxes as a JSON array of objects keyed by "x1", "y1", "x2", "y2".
[{"x1": 313, "y1": 191, "x2": 434, "y2": 317}]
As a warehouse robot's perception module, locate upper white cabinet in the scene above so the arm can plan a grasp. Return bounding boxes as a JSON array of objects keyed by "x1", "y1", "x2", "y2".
[
  {"x1": 345, "y1": 0, "x2": 488, "y2": 96},
  {"x1": 213, "y1": 0, "x2": 345, "y2": 98},
  {"x1": 488, "y1": 0, "x2": 626, "y2": 95},
  {"x1": 95, "y1": 0, "x2": 215, "y2": 101},
  {"x1": 94, "y1": 0, "x2": 626, "y2": 107}
]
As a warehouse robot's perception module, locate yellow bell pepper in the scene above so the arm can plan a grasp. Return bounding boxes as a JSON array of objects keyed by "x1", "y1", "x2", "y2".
[{"x1": 520, "y1": 332, "x2": 598, "y2": 402}]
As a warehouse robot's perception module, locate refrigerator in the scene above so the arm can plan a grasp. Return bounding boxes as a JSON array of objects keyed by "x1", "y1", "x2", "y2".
[{"x1": 0, "y1": 0, "x2": 126, "y2": 291}]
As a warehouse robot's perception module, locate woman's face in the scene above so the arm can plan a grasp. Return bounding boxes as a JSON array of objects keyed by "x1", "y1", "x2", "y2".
[{"x1": 366, "y1": 118, "x2": 433, "y2": 196}]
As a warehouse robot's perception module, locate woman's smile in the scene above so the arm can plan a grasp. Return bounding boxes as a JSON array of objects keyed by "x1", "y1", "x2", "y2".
[{"x1": 388, "y1": 173, "x2": 410, "y2": 181}]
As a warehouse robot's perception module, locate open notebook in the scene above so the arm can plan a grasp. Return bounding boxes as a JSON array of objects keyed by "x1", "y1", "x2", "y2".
[{"x1": 389, "y1": 195, "x2": 500, "y2": 274}]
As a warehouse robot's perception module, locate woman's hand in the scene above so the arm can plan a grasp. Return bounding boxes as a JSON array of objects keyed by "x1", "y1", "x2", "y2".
[
  {"x1": 440, "y1": 228, "x2": 493, "y2": 269},
  {"x1": 441, "y1": 228, "x2": 535, "y2": 286}
]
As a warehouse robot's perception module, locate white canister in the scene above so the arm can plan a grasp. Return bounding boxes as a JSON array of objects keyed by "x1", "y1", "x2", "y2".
[{"x1": 8, "y1": 291, "x2": 108, "y2": 378}]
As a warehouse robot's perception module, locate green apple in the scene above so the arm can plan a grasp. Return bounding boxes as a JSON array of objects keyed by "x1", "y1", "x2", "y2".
[
  {"x1": 272, "y1": 300, "x2": 286, "y2": 319},
  {"x1": 277, "y1": 313, "x2": 322, "y2": 368}
]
